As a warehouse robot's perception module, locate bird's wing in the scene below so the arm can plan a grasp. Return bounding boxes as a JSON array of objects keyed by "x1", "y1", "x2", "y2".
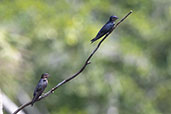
[
  {"x1": 31, "y1": 80, "x2": 44, "y2": 105},
  {"x1": 96, "y1": 22, "x2": 114, "y2": 38},
  {"x1": 100, "y1": 22, "x2": 114, "y2": 33},
  {"x1": 33, "y1": 80, "x2": 43, "y2": 96}
]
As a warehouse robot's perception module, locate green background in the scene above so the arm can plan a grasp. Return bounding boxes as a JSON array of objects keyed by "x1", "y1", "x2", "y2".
[{"x1": 0, "y1": 0, "x2": 171, "y2": 114}]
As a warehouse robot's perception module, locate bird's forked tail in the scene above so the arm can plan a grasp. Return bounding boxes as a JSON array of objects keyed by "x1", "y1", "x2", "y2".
[{"x1": 91, "y1": 37, "x2": 98, "y2": 43}]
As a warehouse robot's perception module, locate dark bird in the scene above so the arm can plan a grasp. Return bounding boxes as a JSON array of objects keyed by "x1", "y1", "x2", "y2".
[
  {"x1": 31, "y1": 73, "x2": 49, "y2": 106},
  {"x1": 91, "y1": 16, "x2": 118, "y2": 43}
]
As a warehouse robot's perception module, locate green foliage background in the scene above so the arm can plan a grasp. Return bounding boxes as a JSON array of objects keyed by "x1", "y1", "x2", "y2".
[{"x1": 0, "y1": 0, "x2": 171, "y2": 114}]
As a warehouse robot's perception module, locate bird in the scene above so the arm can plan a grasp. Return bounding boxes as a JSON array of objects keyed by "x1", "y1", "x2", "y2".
[
  {"x1": 31, "y1": 73, "x2": 50, "y2": 106},
  {"x1": 91, "y1": 16, "x2": 118, "y2": 43}
]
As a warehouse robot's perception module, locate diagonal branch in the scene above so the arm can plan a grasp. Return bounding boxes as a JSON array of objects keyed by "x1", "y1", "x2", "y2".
[{"x1": 13, "y1": 10, "x2": 132, "y2": 114}]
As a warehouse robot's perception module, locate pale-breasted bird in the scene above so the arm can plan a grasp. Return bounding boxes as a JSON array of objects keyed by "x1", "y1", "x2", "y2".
[
  {"x1": 91, "y1": 16, "x2": 118, "y2": 43},
  {"x1": 31, "y1": 73, "x2": 49, "y2": 106}
]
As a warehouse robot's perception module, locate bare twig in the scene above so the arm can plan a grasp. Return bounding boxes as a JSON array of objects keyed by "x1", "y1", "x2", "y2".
[{"x1": 13, "y1": 10, "x2": 132, "y2": 114}]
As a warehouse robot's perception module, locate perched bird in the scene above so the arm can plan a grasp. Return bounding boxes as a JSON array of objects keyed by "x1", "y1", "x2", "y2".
[
  {"x1": 91, "y1": 16, "x2": 118, "y2": 43},
  {"x1": 31, "y1": 73, "x2": 50, "y2": 106}
]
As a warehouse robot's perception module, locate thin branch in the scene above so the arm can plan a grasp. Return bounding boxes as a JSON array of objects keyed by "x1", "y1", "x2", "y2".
[{"x1": 13, "y1": 10, "x2": 132, "y2": 114}]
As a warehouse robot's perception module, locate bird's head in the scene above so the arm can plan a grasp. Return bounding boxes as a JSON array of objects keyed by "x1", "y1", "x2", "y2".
[
  {"x1": 109, "y1": 16, "x2": 118, "y2": 22},
  {"x1": 41, "y1": 73, "x2": 50, "y2": 78}
]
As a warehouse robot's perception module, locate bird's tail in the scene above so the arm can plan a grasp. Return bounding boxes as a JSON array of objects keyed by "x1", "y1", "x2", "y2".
[
  {"x1": 91, "y1": 37, "x2": 98, "y2": 43},
  {"x1": 31, "y1": 100, "x2": 35, "y2": 106},
  {"x1": 31, "y1": 95, "x2": 38, "y2": 106}
]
